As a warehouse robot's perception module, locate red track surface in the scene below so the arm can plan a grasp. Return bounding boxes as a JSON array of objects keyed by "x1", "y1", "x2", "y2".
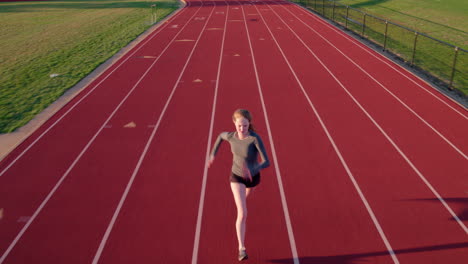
[{"x1": 0, "y1": 1, "x2": 467, "y2": 263}]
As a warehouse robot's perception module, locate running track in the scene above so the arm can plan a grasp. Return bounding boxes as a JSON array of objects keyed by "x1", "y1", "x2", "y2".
[{"x1": 0, "y1": 0, "x2": 467, "y2": 263}]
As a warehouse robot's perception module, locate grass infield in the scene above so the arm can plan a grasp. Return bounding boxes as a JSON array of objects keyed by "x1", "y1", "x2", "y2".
[
  {"x1": 336, "y1": 0, "x2": 467, "y2": 50},
  {"x1": 0, "y1": 0, "x2": 179, "y2": 133}
]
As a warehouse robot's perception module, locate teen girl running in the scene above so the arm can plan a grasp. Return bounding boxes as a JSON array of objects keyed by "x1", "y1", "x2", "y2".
[{"x1": 207, "y1": 109, "x2": 270, "y2": 261}]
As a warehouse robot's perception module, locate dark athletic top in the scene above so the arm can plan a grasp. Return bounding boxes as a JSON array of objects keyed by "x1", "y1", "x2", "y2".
[{"x1": 210, "y1": 131, "x2": 270, "y2": 176}]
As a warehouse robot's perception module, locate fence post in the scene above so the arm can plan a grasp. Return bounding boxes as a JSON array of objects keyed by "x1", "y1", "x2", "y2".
[
  {"x1": 332, "y1": 1, "x2": 336, "y2": 21},
  {"x1": 314, "y1": 0, "x2": 317, "y2": 10},
  {"x1": 345, "y1": 6, "x2": 349, "y2": 28},
  {"x1": 322, "y1": 0, "x2": 325, "y2": 15},
  {"x1": 150, "y1": 4, "x2": 157, "y2": 24},
  {"x1": 411, "y1": 32, "x2": 419, "y2": 65},
  {"x1": 383, "y1": 21, "x2": 389, "y2": 51},
  {"x1": 449, "y1": 47, "x2": 459, "y2": 89},
  {"x1": 362, "y1": 13, "x2": 366, "y2": 36}
]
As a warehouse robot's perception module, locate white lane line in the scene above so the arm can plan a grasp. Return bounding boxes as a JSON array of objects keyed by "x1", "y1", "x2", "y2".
[
  {"x1": 278, "y1": 2, "x2": 467, "y2": 160},
  {"x1": 285, "y1": 1, "x2": 468, "y2": 118},
  {"x1": 241, "y1": 2, "x2": 300, "y2": 264},
  {"x1": 92, "y1": 3, "x2": 218, "y2": 264},
  {"x1": 0, "y1": 4, "x2": 191, "y2": 178},
  {"x1": 191, "y1": 2, "x2": 229, "y2": 263},
  {"x1": 265, "y1": 1, "x2": 468, "y2": 235},
  {"x1": 254, "y1": 2, "x2": 400, "y2": 263},
  {"x1": 0, "y1": 4, "x2": 204, "y2": 264}
]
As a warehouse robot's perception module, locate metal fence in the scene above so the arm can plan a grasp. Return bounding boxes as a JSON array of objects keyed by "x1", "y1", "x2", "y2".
[{"x1": 291, "y1": 0, "x2": 467, "y2": 95}]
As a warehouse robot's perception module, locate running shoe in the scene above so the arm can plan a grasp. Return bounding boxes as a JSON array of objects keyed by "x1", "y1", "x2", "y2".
[{"x1": 238, "y1": 249, "x2": 248, "y2": 261}]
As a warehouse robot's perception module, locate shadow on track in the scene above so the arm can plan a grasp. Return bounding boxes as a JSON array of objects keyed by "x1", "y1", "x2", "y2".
[{"x1": 269, "y1": 242, "x2": 468, "y2": 264}]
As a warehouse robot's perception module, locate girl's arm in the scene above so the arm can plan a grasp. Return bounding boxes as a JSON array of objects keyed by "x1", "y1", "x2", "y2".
[
  {"x1": 254, "y1": 135, "x2": 270, "y2": 172},
  {"x1": 207, "y1": 132, "x2": 228, "y2": 168},
  {"x1": 242, "y1": 161, "x2": 253, "y2": 182}
]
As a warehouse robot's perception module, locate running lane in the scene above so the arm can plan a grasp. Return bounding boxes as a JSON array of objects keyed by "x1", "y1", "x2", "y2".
[
  {"x1": 276, "y1": 2, "x2": 468, "y2": 227},
  {"x1": 0, "y1": 2, "x2": 209, "y2": 263},
  {"x1": 280, "y1": 1, "x2": 468, "y2": 148},
  {"x1": 243, "y1": 1, "x2": 396, "y2": 263},
  {"x1": 195, "y1": 1, "x2": 293, "y2": 263},
  {"x1": 0, "y1": 1, "x2": 194, "y2": 255},
  {"x1": 270, "y1": 1, "x2": 468, "y2": 227},
  {"x1": 282, "y1": 2, "x2": 468, "y2": 136},
  {"x1": 258, "y1": 1, "x2": 468, "y2": 263},
  {"x1": 93, "y1": 1, "x2": 227, "y2": 263}
]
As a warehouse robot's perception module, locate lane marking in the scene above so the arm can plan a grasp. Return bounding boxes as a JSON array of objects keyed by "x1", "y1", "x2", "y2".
[
  {"x1": 123, "y1": 122, "x2": 136, "y2": 128},
  {"x1": 191, "y1": 1, "x2": 229, "y2": 263},
  {"x1": 136, "y1": 56, "x2": 157, "y2": 59},
  {"x1": 176, "y1": 39, "x2": 196, "y2": 42},
  {"x1": 0, "y1": 3, "x2": 192, "y2": 178},
  {"x1": 267, "y1": 2, "x2": 468, "y2": 234},
  {"x1": 241, "y1": 3, "x2": 300, "y2": 264},
  {"x1": 287, "y1": 1, "x2": 468, "y2": 118},
  {"x1": 0, "y1": 4, "x2": 205, "y2": 263},
  {"x1": 17, "y1": 216, "x2": 31, "y2": 223},
  {"x1": 279, "y1": 2, "x2": 467, "y2": 160},
  {"x1": 91, "y1": 3, "x2": 218, "y2": 264},
  {"x1": 193, "y1": 79, "x2": 203, "y2": 83}
]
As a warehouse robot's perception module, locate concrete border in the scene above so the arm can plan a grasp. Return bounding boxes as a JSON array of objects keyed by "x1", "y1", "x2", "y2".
[{"x1": 0, "y1": 0, "x2": 186, "y2": 162}]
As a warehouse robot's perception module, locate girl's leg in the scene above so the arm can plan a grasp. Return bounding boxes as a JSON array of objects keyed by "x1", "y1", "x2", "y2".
[
  {"x1": 230, "y1": 182, "x2": 247, "y2": 251},
  {"x1": 246, "y1": 187, "x2": 253, "y2": 198}
]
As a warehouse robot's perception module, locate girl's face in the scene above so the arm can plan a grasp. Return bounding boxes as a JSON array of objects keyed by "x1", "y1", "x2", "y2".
[{"x1": 234, "y1": 117, "x2": 250, "y2": 137}]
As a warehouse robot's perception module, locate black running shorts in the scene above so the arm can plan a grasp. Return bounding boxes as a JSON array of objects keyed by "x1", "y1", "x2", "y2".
[{"x1": 230, "y1": 172, "x2": 260, "y2": 188}]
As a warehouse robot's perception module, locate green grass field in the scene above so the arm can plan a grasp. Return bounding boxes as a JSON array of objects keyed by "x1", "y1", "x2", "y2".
[
  {"x1": 336, "y1": 0, "x2": 467, "y2": 49},
  {"x1": 0, "y1": 0, "x2": 178, "y2": 133}
]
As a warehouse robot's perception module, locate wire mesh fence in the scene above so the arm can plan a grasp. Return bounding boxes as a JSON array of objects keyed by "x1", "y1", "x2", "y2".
[{"x1": 292, "y1": 0, "x2": 467, "y2": 96}]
